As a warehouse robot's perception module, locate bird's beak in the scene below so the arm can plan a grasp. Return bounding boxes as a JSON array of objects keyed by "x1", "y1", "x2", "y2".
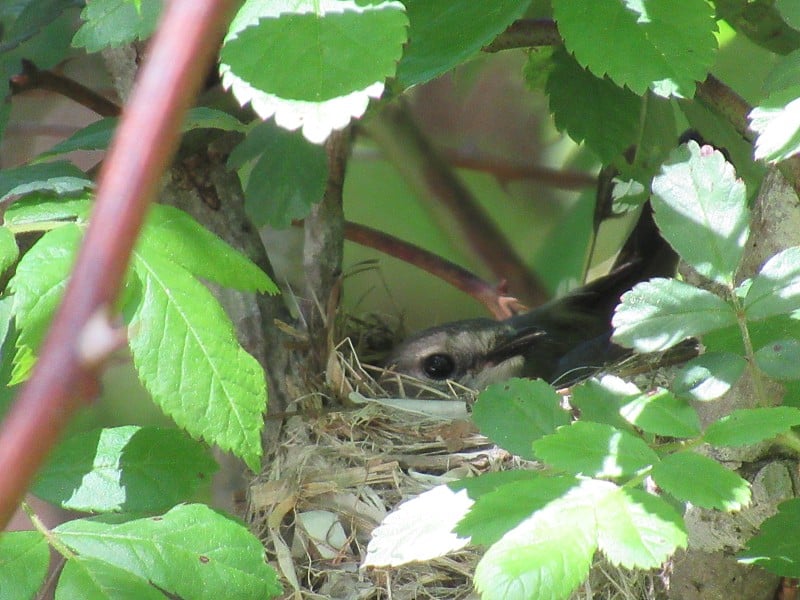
[{"x1": 484, "y1": 326, "x2": 545, "y2": 366}]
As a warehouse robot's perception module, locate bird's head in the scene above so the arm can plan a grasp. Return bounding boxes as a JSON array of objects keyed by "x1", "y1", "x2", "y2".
[{"x1": 382, "y1": 318, "x2": 546, "y2": 394}]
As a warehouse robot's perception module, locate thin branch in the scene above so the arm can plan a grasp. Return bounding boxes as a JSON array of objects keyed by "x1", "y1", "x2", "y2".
[
  {"x1": 482, "y1": 19, "x2": 561, "y2": 52},
  {"x1": 10, "y1": 60, "x2": 121, "y2": 117},
  {"x1": 442, "y1": 150, "x2": 596, "y2": 190},
  {"x1": 0, "y1": 0, "x2": 235, "y2": 527},
  {"x1": 364, "y1": 102, "x2": 549, "y2": 306},
  {"x1": 343, "y1": 220, "x2": 524, "y2": 319}
]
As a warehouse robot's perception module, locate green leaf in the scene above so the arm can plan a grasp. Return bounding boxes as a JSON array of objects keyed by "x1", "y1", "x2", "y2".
[
  {"x1": 532, "y1": 421, "x2": 659, "y2": 478},
  {"x1": 651, "y1": 141, "x2": 749, "y2": 285},
  {"x1": 473, "y1": 479, "x2": 611, "y2": 600},
  {"x1": 620, "y1": 388, "x2": 701, "y2": 438},
  {"x1": 33, "y1": 426, "x2": 218, "y2": 513},
  {"x1": 221, "y1": 0, "x2": 407, "y2": 143},
  {"x1": 651, "y1": 451, "x2": 750, "y2": 511},
  {"x1": 0, "y1": 530, "x2": 49, "y2": 600},
  {"x1": 545, "y1": 49, "x2": 640, "y2": 163},
  {"x1": 764, "y1": 50, "x2": 800, "y2": 95},
  {"x1": 129, "y1": 249, "x2": 266, "y2": 471},
  {"x1": 139, "y1": 204, "x2": 277, "y2": 293},
  {"x1": 552, "y1": 0, "x2": 717, "y2": 98},
  {"x1": 72, "y1": 0, "x2": 162, "y2": 52},
  {"x1": 595, "y1": 488, "x2": 687, "y2": 569},
  {"x1": 37, "y1": 108, "x2": 246, "y2": 162},
  {"x1": 0, "y1": 227, "x2": 19, "y2": 278},
  {"x1": 740, "y1": 498, "x2": 800, "y2": 576},
  {"x1": 672, "y1": 352, "x2": 747, "y2": 401},
  {"x1": 4, "y1": 194, "x2": 91, "y2": 226},
  {"x1": 745, "y1": 247, "x2": 800, "y2": 321},
  {"x1": 449, "y1": 470, "x2": 541, "y2": 500},
  {"x1": 704, "y1": 407, "x2": 800, "y2": 447},
  {"x1": 569, "y1": 376, "x2": 637, "y2": 431},
  {"x1": 9, "y1": 224, "x2": 81, "y2": 383},
  {"x1": 57, "y1": 557, "x2": 165, "y2": 599},
  {"x1": 472, "y1": 378, "x2": 569, "y2": 460},
  {"x1": 0, "y1": 161, "x2": 93, "y2": 202},
  {"x1": 396, "y1": 0, "x2": 531, "y2": 88},
  {"x1": 455, "y1": 475, "x2": 579, "y2": 546},
  {"x1": 612, "y1": 278, "x2": 737, "y2": 352},
  {"x1": 228, "y1": 123, "x2": 328, "y2": 228},
  {"x1": 755, "y1": 339, "x2": 800, "y2": 381},
  {"x1": 54, "y1": 504, "x2": 282, "y2": 599},
  {"x1": 749, "y1": 86, "x2": 800, "y2": 163},
  {"x1": 777, "y1": 0, "x2": 800, "y2": 29}
]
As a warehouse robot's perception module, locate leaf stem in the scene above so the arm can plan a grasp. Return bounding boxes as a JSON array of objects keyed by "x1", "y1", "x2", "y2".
[
  {"x1": 729, "y1": 289, "x2": 768, "y2": 406},
  {"x1": 21, "y1": 501, "x2": 76, "y2": 560}
]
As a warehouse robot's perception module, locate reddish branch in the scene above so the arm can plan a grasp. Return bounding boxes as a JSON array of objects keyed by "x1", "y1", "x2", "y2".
[
  {"x1": 0, "y1": 0, "x2": 235, "y2": 528},
  {"x1": 10, "y1": 60, "x2": 121, "y2": 117},
  {"x1": 365, "y1": 102, "x2": 549, "y2": 306},
  {"x1": 443, "y1": 150, "x2": 596, "y2": 190},
  {"x1": 344, "y1": 220, "x2": 525, "y2": 319}
]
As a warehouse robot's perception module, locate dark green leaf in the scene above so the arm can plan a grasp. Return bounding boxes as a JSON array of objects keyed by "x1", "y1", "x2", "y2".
[
  {"x1": 72, "y1": 0, "x2": 162, "y2": 52},
  {"x1": 620, "y1": 388, "x2": 701, "y2": 438},
  {"x1": 448, "y1": 470, "x2": 539, "y2": 500},
  {"x1": 54, "y1": 504, "x2": 282, "y2": 599},
  {"x1": 755, "y1": 339, "x2": 800, "y2": 380},
  {"x1": 532, "y1": 421, "x2": 659, "y2": 478},
  {"x1": 472, "y1": 378, "x2": 569, "y2": 460},
  {"x1": 455, "y1": 475, "x2": 578, "y2": 546},
  {"x1": 0, "y1": 162, "x2": 92, "y2": 202},
  {"x1": 546, "y1": 49, "x2": 640, "y2": 163},
  {"x1": 552, "y1": 0, "x2": 717, "y2": 98},
  {"x1": 569, "y1": 376, "x2": 637, "y2": 431},
  {"x1": 0, "y1": 530, "x2": 49, "y2": 599},
  {"x1": 612, "y1": 278, "x2": 737, "y2": 352},
  {"x1": 651, "y1": 141, "x2": 749, "y2": 285},
  {"x1": 33, "y1": 426, "x2": 218, "y2": 512},
  {"x1": 704, "y1": 407, "x2": 800, "y2": 447},
  {"x1": 651, "y1": 451, "x2": 750, "y2": 510},
  {"x1": 397, "y1": 0, "x2": 531, "y2": 88},
  {"x1": 228, "y1": 123, "x2": 328, "y2": 229},
  {"x1": 739, "y1": 498, "x2": 800, "y2": 576}
]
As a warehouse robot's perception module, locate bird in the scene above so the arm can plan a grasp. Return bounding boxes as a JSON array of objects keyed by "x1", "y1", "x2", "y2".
[{"x1": 383, "y1": 204, "x2": 677, "y2": 394}]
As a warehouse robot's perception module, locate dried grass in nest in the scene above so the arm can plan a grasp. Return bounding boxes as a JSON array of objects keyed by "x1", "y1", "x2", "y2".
[{"x1": 247, "y1": 325, "x2": 672, "y2": 599}]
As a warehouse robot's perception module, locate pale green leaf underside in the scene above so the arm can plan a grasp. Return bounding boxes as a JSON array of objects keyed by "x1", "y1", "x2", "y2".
[
  {"x1": 651, "y1": 141, "x2": 749, "y2": 285},
  {"x1": 129, "y1": 248, "x2": 266, "y2": 471},
  {"x1": 612, "y1": 278, "x2": 736, "y2": 352}
]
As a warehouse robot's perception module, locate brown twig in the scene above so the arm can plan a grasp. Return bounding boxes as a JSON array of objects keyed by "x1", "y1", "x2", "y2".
[
  {"x1": 9, "y1": 59, "x2": 121, "y2": 117},
  {"x1": 364, "y1": 101, "x2": 549, "y2": 306},
  {"x1": 343, "y1": 220, "x2": 524, "y2": 319},
  {"x1": 482, "y1": 19, "x2": 561, "y2": 52},
  {"x1": 443, "y1": 150, "x2": 596, "y2": 190},
  {"x1": 0, "y1": 0, "x2": 235, "y2": 528}
]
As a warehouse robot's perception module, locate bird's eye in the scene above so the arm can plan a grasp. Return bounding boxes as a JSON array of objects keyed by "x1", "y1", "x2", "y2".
[{"x1": 421, "y1": 353, "x2": 455, "y2": 380}]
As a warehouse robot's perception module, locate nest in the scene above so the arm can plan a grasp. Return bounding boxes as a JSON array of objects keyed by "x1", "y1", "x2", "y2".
[{"x1": 245, "y1": 325, "x2": 672, "y2": 599}]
